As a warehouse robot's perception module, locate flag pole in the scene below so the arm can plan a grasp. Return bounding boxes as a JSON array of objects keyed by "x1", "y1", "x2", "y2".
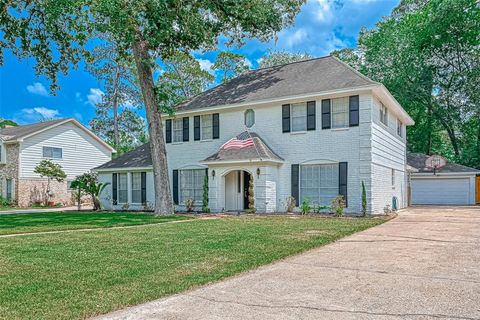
[{"x1": 245, "y1": 126, "x2": 262, "y2": 161}]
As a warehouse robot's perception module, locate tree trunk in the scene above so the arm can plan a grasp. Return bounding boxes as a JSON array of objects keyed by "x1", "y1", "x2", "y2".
[
  {"x1": 113, "y1": 68, "x2": 120, "y2": 147},
  {"x1": 132, "y1": 37, "x2": 173, "y2": 215}
]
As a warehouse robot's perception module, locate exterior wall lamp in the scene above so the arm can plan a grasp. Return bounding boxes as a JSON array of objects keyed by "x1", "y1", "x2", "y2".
[
  {"x1": 211, "y1": 170, "x2": 216, "y2": 180},
  {"x1": 256, "y1": 168, "x2": 260, "y2": 178}
]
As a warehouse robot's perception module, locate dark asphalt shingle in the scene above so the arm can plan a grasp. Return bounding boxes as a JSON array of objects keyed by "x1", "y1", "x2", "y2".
[
  {"x1": 176, "y1": 56, "x2": 377, "y2": 112},
  {"x1": 407, "y1": 152, "x2": 479, "y2": 173},
  {"x1": 96, "y1": 143, "x2": 152, "y2": 169}
]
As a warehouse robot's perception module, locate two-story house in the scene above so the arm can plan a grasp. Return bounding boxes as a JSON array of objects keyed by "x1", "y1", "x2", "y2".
[
  {"x1": 96, "y1": 56, "x2": 414, "y2": 214},
  {"x1": 0, "y1": 118, "x2": 114, "y2": 207}
]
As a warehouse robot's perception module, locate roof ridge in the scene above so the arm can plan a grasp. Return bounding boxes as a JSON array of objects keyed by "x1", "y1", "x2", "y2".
[{"x1": 329, "y1": 55, "x2": 378, "y2": 85}]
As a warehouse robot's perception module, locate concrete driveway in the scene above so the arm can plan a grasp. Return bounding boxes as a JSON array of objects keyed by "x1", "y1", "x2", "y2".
[{"x1": 95, "y1": 206, "x2": 480, "y2": 320}]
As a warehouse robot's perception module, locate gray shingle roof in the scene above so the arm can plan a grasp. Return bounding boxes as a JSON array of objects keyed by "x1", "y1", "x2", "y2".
[
  {"x1": 203, "y1": 132, "x2": 283, "y2": 163},
  {"x1": 176, "y1": 56, "x2": 377, "y2": 112},
  {"x1": 0, "y1": 118, "x2": 68, "y2": 141},
  {"x1": 96, "y1": 143, "x2": 152, "y2": 169},
  {"x1": 407, "y1": 153, "x2": 479, "y2": 173}
]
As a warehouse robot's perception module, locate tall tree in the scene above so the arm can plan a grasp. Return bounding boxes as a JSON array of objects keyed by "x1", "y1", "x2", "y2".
[
  {"x1": 258, "y1": 50, "x2": 314, "y2": 68},
  {"x1": 0, "y1": 118, "x2": 17, "y2": 128},
  {"x1": 0, "y1": 0, "x2": 304, "y2": 214},
  {"x1": 86, "y1": 35, "x2": 142, "y2": 148},
  {"x1": 333, "y1": 0, "x2": 480, "y2": 168},
  {"x1": 156, "y1": 51, "x2": 214, "y2": 112},
  {"x1": 212, "y1": 51, "x2": 250, "y2": 83},
  {"x1": 89, "y1": 107, "x2": 146, "y2": 155}
]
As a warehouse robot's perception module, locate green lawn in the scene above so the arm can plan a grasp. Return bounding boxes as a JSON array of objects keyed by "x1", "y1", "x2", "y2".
[
  {"x1": 0, "y1": 215, "x2": 385, "y2": 319},
  {"x1": 0, "y1": 211, "x2": 190, "y2": 235}
]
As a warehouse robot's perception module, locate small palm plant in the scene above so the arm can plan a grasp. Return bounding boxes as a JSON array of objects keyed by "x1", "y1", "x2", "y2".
[{"x1": 71, "y1": 172, "x2": 109, "y2": 211}]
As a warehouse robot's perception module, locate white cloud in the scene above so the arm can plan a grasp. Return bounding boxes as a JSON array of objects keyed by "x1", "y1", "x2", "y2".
[
  {"x1": 313, "y1": 0, "x2": 333, "y2": 23},
  {"x1": 285, "y1": 28, "x2": 308, "y2": 48},
  {"x1": 73, "y1": 112, "x2": 83, "y2": 121},
  {"x1": 21, "y1": 107, "x2": 60, "y2": 120},
  {"x1": 244, "y1": 58, "x2": 253, "y2": 68},
  {"x1": 26, "y1": 82, "x2": 48, "y2": 97},
  {"x1": 87, "y1": 88, "x2": 104, "y2": 106},
  {"x1": 197, "y1": 58, "x2": 214, "y2": 73}
]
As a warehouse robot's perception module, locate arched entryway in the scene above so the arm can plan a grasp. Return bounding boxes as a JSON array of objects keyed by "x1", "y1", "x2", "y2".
[{"x1": 224, "y1": 170, "x2": 252, "y2": 211}]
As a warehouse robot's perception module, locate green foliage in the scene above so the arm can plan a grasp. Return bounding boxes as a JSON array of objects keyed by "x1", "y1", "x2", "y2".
[
  {"x1": 212, "y1": 51, "x2": 250, "y2": 83},
  {"x1": 258, "y1": 50, "x2": 314, "y2": 68},
  {"x1": 184, "y1": 198, "x2": 194, "y2": 213},
  {"x1": 361, "y1": 181, "x2": 367, "y2": 216},
  {"x1": 71, "y1": 172, "x2": 109, "y2": 211},
  {"x1": 0, "y1": 196, "x2": 10, "y2": 207},
  {"x1": 0, "y1": 118, "x2": 18, "y2": 128},
  {"x1": 331, "y1": 195, "x2": 346, "y2": 217},
  {"x1": 202, "y1": 174, "x2": 210, "y2": 213},
  {"x1": 333, "y1": 0, "x2": 480, "y2": 169},
  {"x1": 156, "y1": 51, "x2": 215, "y2": 114},
  {"x1": 247, "y1": 177, "x2": 256, "y2": 213},
  {"x1": 34, "y1": 160, "x2": 67, "y2": 182},
  {"x1": 300, "y1": 197, "x2": 311, "y2": 215}
]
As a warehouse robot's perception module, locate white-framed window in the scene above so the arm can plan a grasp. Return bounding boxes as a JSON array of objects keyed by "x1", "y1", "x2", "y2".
[
  {"x1": 291, "y1": 102, "x2": 307, "y2": 132},
  {"x1": 118, "y1": 173, "x2": 128, "y2": 203},
  {"x1": 391, "y1": 169, "x2": 395, "y2": 187},
  {"x1": 300, "y1": 164, "x2": 339, "y2": 206},
  {"x1": 172, "y1": 119, "x2": 183, "y2": 142},
  {"x1": 131, "y1": 172, "x2": 142, "y2": 203},
  {"x1": 331, "y1": 97, "x2": 349, "y2": 129},
  {"x1": 43, "y1": 146, "x2": 63, "y2": 159},
  {"x1": 180, "y1": 169, "x2": 205, "y2": 203},
  {"x1": 396, "y1": 119, "x2": 403, "y2": 137},
  {"x1": 201, "y1": 115, "x2": 213, "y2": 140},
  {"x1": 245, "y1": 109, "x2": 255, "y2": 128},
  {"x1": 379, "y1": 103, "x2": 388, "y2": 126}
]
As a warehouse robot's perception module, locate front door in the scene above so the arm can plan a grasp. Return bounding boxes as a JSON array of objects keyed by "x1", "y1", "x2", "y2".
[{"x1": 243, "y1": 171, "x2": 251, "y2": 210}]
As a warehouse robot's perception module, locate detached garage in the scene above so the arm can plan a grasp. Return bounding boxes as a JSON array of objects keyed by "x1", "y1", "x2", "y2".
[{"x1": 407, "y1": 153, "x2": 479, "y2": 205}]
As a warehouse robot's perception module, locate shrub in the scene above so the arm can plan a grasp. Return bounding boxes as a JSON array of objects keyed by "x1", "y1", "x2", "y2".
[
  {"x1": 202, "y1": 174, "x2": 210, "y2": 213},
  {"x1": 0, "y1": 196, "x2": 10, "y2": 207},
  {"x1": 331, "y1": 195, "x2": 346, "y2": 217},
  {"x1": 285, "y1": 196, "x2": 296, "y2": 212},
  {"x1": 361, "y1": 181, "x2": 367, "y2": 216},
  {"x1": 300, "y1": 197, "x2": 311, "y2": 215},
  {"x1": 185, "y1": 198, "x2": 194, "y2": 212},
  {"x1": 247, "y1": 178, "x2": 256, "y2": 213},
  {"x1": 383, "y1": 204, "x2": 392, "y2": 214}
]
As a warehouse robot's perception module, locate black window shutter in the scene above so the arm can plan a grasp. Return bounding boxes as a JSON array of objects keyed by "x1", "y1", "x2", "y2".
[
  {"x1": 307, "y1": 101, "x2": 316, "y2": 131},
  {"x1": 182, "y1": 117, "x2": 189, "y2": 141},
  {"x1": 321, "y1": 99, "x2": 331, "y2": 129},
  {"x1": 282, "y1": 104, "x2": 290, "y2": 133},
  {"x1": 291, "y1": 164, "x2": 299, "y2": 206},
  {"x1": 112, "y1": 173, "x2": 117, "y2": 205},
  {"x1": 173, "y1": 169, "x2": 179, "y2": 205},
  {"x1": 339, "y1": 162, "x2": 348, "y2": 206},
  {"x1": 212, "y1": 113, "x2": 220, "y2": 139},
  {"x1": 194, "y1": 116, "x2": 200, "y2": 141},
  {"x1": 349, "y1": 95, "x2": 359, "y2": 127},
  {"x1": 141, "y1": 172, "x2": 147, "y2": 204},
  {"x1": 165, "y1": 119, "x2": 172, "y2": 143}
]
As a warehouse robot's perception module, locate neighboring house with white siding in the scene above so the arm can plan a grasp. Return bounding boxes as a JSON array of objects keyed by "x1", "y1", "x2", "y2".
[
  {"x1": 0, "y1": 118, "x2": 114, "y2": 207},
  {"x1": 96, "y1": 56, "x2": 414, "y2": 214}
]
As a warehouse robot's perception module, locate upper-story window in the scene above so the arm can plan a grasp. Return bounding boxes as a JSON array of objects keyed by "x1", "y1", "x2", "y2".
[
  {"x1": 379, "y1": 103, "x2": 388, "y2": 126},
  {"x1": 291, "y1": 103, "x2": 307, "y2": 132},
  {"x1": 396, "y1": 119, "x2": 403, "y2": 137},
  {"x1": 172, "y1": 119, "x2": 183, "y2": 142},
  {"x1": 244, "y1": 109, "x2": 255, "y2": 128},
  {"x1": 201, "y1": 115, "x2": 213, "y2": 140},
  {"x1": 331, "y1": 97, "x2": 349, "y2": 129},
  {"x1": 43, "y1": 146, "x2": 62, "y2": 159}
]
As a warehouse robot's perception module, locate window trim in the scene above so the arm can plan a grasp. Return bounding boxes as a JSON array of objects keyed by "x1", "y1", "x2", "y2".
[
  {"x1": 200, "y1": 114, "x2": 213, "y2": 141},
  {"x1": 130, "y1": 172, "x2": 142, "y2": 204},
  {"x1": 172, "y1": 118, "x2": 183, "y2": 143},
  {"x1": 299, "y1": 163, "x2": 340, "y2": 207},
  {"x1": 379, "y1": 103, "x2": 388, "y2": 126},
  {"x1": 244, "y1": 109, "x2": 255, "y2": 128},
  {"x1": 42, "y1": 146, "x2": 63, "y2": 159},
  {"x1": 117, "y1": 172, "x2": 128, "y2": 204},
  {"x1": 290, "y1": 102, "x2": 308, "y2": 132},
  {"x1": 396, "y1": 119, "x2": 403, "y2": 137},
  {"x1": 179, "y1": 169, "x2": 206, "y2": 204},
  {"x1": 331, "y1": 97, "x2": 349, "y2": 129}
]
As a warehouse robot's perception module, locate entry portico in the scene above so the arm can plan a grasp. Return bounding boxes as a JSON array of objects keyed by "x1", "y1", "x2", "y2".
[{"x1": 202, "y1": 132, "x2": 283, "y2": 213}]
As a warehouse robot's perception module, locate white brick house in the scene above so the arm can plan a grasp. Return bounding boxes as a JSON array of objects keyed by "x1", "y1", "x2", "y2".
[
  {"x1": 96, "y1": 56, "x2": 414, "y2": 214},
  {"x1": 0, "y1": 118, "x2": 114, "y2": 207}
]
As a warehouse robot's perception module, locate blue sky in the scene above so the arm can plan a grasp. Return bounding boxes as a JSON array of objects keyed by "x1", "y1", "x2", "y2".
[{"x1": 0, "y1": 0, "x2": 398, "y2": 126}]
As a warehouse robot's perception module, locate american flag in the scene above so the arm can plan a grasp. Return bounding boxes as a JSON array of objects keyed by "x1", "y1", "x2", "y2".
[{"x1": 221, "y1": 131, "x2": 254, "y2": 150}]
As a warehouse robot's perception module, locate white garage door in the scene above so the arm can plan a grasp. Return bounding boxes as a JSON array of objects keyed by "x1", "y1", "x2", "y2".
[{"x1": 411, "y1": 178, "x2": 470, "y2": 205}]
